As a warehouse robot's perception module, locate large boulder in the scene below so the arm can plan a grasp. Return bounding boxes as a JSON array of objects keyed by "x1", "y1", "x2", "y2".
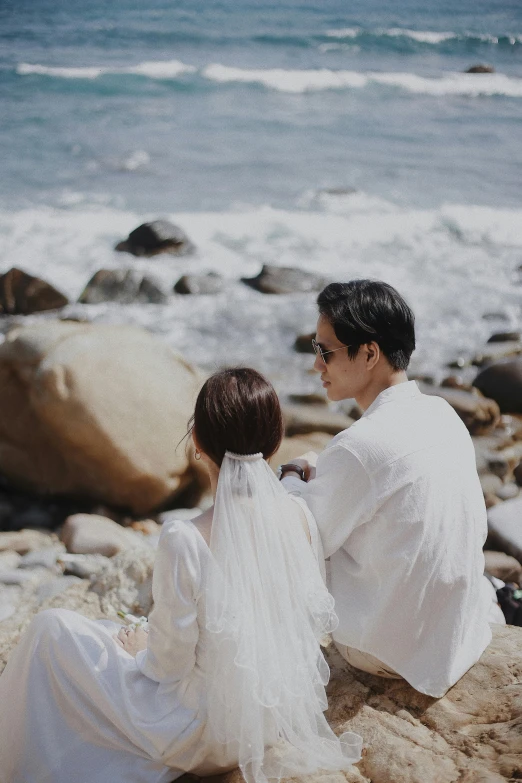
[
  {"x1": 200, "y1": 626, "x2": 522, "y2": 783},
  {"x1": 0, "y1": 268, "x2": 68, "y2": 315},
  {"x1": 0, "y1": 321, "x2": 202, "y2": 514},
  {"x1": 473, "y1": 359, "x2": 522, "y2": 413},
  {"x1": 242, "y1": 265, "x2": 329, "y2": 295},
  {"x1": 79, "y1": 269, "x2": 167, "y2": 304},
  {"x1": 115, "y1": 220, "x2": 195, "y2": 257}
]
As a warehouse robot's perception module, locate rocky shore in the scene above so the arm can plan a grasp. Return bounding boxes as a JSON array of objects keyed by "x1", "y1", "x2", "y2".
[{"x1": 2, "y1": 219, "x2": 522, "y2": 781}]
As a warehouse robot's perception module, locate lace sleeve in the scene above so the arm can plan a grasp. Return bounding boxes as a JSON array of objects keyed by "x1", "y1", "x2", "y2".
[{"x1": 136, "y1": 521, "x2": 201, "y2": 684}]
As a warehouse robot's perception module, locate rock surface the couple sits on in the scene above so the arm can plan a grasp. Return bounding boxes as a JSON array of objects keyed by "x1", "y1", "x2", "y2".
[
  {"x1": 115, "y1": 220, "x2": 195, "y2": 257},
  {"x1": 186, "y1": 625, "x2": 522, "y2": 783},
  {"x1": 0, "y1": 321, "x2": 203, "y2": 516},
  {"x1": 242, "y1": 265, "x2": 329, "y2": 295},
  {"x1": 0, "y1": 267, "x2": 68, "y2": 315},
  {"x1": 79, "y1": 269, "x2": 167, "y2": 304}
]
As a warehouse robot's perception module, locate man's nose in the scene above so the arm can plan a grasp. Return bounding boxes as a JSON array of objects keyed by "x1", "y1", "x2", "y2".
[{"x1": 313, "y1": 353, "x2": 325, "y2": 373}]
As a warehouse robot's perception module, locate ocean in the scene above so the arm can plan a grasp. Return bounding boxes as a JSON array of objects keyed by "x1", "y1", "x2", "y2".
[{"x1": 1, "y1": 0, "x2": 521, "y2": 396}]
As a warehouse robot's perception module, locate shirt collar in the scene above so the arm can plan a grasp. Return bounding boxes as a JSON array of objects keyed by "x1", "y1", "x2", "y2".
[{"x1": 362, "y1": 380, "x2": 420, "y2": 418}]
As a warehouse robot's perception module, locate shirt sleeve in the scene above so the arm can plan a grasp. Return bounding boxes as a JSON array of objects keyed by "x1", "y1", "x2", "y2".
[
  {"x1": 281, "y1": 443, "x2": 374, "y2": 559},
  {"x1": 136, "y1": 521, "x2": 201, "y2": 683}
]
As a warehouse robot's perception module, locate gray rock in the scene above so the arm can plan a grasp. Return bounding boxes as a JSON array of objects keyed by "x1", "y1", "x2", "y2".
[
  {"x1": 115, "y1": 220, "x2": 195, "y2": 257},
  {"x1": 474, "y1": 359, "x2": 522, "y2": 414},
  {"x1": 496, "y1": 482, "x2": 520, "y2": 501},
  {"x1": 0, "y1": 267, "x2": 68, "y2": 315},
  {"x1": 79, "y1": 269, "x2": 167, "y2": 305},
  {"x1": 0, "y1": 551, "x2": 21, "y2": 570},
  {"x1": 242, "y1": 265, "x2": 329, "y2": 295},
  {"x1": 466, "y1": 64, "x2": 495, "y2": 73},
  {"x1": 488, "y1": 332, "x2": 521, "y2": 344},
  {"x1": 174, "y1": 273, "x2": 223, "y2": 295},
  {"x1": 488, "y1": 497, "x2": 522, "y2": 562}
]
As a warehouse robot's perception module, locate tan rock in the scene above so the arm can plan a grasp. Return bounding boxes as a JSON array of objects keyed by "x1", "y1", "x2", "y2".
[
  {"x1": 0, "y1": 529, "x2": 57, "y2": 555},
  {"x1": 420, "y1": 384, "x2": 501, "y2": 435},
  {"x1": 0, "y1": 321, "x2": 203, "y2": 513},
  {"x1": 60, "y1": 514, "x2": 143, "y2": 557},
  {"x1": 484, "y1": 550, "x2": 522, "y2": 583},
  {"x1": 283, "y1": 404, "x2": 353, "y2": 437}
]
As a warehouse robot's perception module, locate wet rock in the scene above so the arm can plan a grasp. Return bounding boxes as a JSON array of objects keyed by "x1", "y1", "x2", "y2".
[
  {"x1": 466, "y1": 64, "x2": 495, "y2": 73},
  {"x1": 419, "y1": 384, "x2": 501, "y2": 435},
  {"x1": 115, "y1": 220, "x2": 195, "y2": 257},
  {"x1": 0, "y1": 321, "x2": 202, "y2": 513},
  {"x1": 0, "y1": 530, "x2": 56, "y2": 555},
  {"x1": 174, "y1": 273, "x2": 223, "y2": 295},
  {"x1": 283, "y1": 404, "x2": 353, "y2": 437},
  {"x1": 488, "y1": 497, "x2": 522, "y2": 562},
  {"x1": 0, "y1": 568, "x2": 36, "y2": 586},
  {"x1": 79, "y1": 269, "x2": 167, "y2": 305},
  {"x1": 474, "y1": 359, "x2": 522, "y2": 414},
  {"x1": 294, "y1": 332, "x2": 315, "y2": 353},
  {"x1": 242, "y1": 265, "x2": 329, "y2": 295},
  {"x1": 484, "y1": 551, "x2": 522, "y2": 584},
  {"x1": 0, "y1": 268, "x2": 68, "y2": 315},
  {"x1": 488, "y1": 332, "x2": 521, "y2": 344},
  {"x1": 60, "y1": 514, "x2": 144, "y2": 558}
]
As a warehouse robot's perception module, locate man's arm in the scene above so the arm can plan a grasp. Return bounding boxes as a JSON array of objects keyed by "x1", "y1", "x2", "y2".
[{"x1": 281, "y1": 444, "x2": 374, "y2": 558}]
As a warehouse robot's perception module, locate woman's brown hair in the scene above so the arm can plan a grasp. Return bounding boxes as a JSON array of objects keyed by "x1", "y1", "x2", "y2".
[{"x1": 192, "y1": 368, "x2": 283, "y2": 466}]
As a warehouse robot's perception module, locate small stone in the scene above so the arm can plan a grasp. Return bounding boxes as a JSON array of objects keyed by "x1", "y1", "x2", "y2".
[
  {"x1": 60, "y1": 514, "x2": 144, "y2": 557},
  {"x1": 0, "y1": 568, "x2": 36, "y2": 585},
  {"x1": 0, "y1": 530, "x2": 55, "y2": 555},
  {"x1": 480, "y1": 474, "x2": 503, "y2": 497},
  {"x1": 19, "y1": 547, "x2": 63, "y2": 569},
  {"x1": 488, "y1": 497, "x2": 522, "y2": 562},
  {"x1": 496, "y1": 482, "x2": 519, "y2": 501},
  {"x1": 0, "y1": 551, "x2": 21, "y2": 569}
]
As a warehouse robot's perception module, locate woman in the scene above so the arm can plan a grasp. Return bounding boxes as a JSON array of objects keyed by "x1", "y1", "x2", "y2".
[{"x1": 0, "y1": 368, "x2": 362, "y2": 783}]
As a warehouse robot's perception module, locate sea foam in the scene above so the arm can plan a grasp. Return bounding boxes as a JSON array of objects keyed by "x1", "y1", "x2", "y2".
[{"x1": 16, "y1": 60, "x2": 196, "y2": 80}]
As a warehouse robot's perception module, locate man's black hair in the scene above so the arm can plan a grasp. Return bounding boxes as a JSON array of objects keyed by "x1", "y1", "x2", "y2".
[{"x1": 317, "y1": 279, "x2": 415, "y2": 371}]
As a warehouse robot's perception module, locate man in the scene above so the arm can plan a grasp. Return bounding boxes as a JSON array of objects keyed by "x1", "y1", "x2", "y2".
[{"x1": 280, "y1": 279, "x2": 493, "y2": 698}]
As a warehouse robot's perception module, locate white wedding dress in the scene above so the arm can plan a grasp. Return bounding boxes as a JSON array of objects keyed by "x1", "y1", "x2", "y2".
[{"x1": 0, "y1": 454, "x2": 361, "y2": 783}]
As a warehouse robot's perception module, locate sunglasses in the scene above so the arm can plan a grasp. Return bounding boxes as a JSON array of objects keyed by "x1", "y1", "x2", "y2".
[{"x1": 311, "y1": 338, "x2": 350, "y2": 364}]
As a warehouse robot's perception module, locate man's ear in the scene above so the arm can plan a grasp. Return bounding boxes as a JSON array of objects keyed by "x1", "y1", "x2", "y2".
[{"x1": 366, "y1": 341, "x2": 380, "y2": 368}]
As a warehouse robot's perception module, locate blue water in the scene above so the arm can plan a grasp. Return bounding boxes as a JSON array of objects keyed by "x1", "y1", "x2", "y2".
[
  {"x1": 1, "y1": 0, "x2": 521, "y2": 212},
  {"x1": 1, "y1": 0, "x2": 522, "y2": 393}
]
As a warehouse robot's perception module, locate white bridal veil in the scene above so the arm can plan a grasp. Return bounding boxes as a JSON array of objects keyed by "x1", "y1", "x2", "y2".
[{"x1": 205, "y1": 451, "x2": 362, "y2": 783}]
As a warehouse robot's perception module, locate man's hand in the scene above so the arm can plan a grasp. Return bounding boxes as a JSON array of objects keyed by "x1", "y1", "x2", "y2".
[{"x1": 114, "y1": 626, "x2": 148, "y2": 656}]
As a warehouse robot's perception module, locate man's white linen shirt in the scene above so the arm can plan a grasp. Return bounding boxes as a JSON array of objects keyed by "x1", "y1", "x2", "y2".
[{"x1": 282, "y1": 381, "x2": 492, "y2": 697}]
